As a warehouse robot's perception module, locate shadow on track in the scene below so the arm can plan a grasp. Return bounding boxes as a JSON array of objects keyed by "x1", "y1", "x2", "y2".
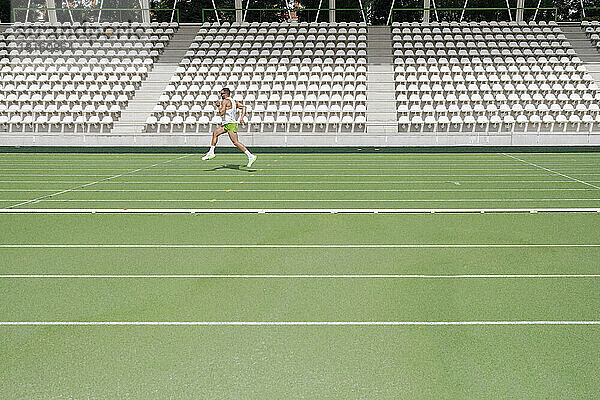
[{"x1": 204, "y1": 164, "x2": 257, "y2": 173}]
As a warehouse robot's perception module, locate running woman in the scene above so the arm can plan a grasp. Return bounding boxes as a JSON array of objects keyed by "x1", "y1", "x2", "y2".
[{"x1": 202, "y1": 87, "x2": 257, "y2": 167}]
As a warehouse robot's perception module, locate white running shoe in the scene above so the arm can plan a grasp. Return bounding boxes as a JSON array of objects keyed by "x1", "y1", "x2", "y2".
[
  {"x1": 247, "y1": 154, "x2": 257, "y2": 168},
  {"x1": 202, "y1": 153, "x2": 215, "y2": 161}
]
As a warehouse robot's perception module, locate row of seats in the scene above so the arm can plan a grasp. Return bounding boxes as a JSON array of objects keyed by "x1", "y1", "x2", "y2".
[
  {"x1": 393, "y1": 27, "x2": 562, "y2": 35},
  {"x1": 395, "y1": 55, "x2": 582, "y2": 66},
  {"x1": 396, "y1": 92, "x2": 600, "y2": 104},
  {"x1": 397, "y1": 114, "x2": 600, "y2": 133},
  {"x1": 0, "y1": 90, "x2": 135, "y2": 104},
  {"x1": 1, "y1": 103, "x2": 121, "y2": 117},
  {"x1": 158, "y1": 91, "x2": 367, "y2": 104},
  {"x1": 181, "y1": 64, "x2": 367, "y2": 75},
  {"x1": 397, "y1": 104, "x2": 599, "y2": 119},
  {"x1": 145, "y1": 114, "x2": 367, "y2": 134},
  {"x1": 0, "y1": 50, "x2": 161, "y2": 59},
  {"x1": 395, "y1": 75, "x2": 595, "y2": 86},
  {"x1": 11, "y1": 21, "x2": 178, "y2": 28},
  {"x1": 582, "y1": 21, "x2": 600, "y2": 48},
  {"x1": 153, "y1": 100, "x2": 367, "y2": 114},
  {"x1": 0, "y1": 56, "x2": 154, "y2": 67},
  {"x1": 393, "y1": 33, "x2": 565, "y2": 41},
  {"x1": 391, "y1": 20, "x2": 558, "y2": 27},
  {"x1": 193, "y1": 33, "x2": 367, "y2": 42},
  {"x1": 185, "y1": 49, "x2": 368, "y2": 60},
  {"x1": 393, "y1": 41, "x2": 571, "y2": 50},
  {"x1": 8, "y1": 27, "x2": 174, "y2": 36},
  {"x1": 393, "y1": 48, "x2": 576, "y2": 58},
  {"x1": 182, "y1": 56, "x2": 367, "y2": 66},
  {"x1": 395, "y1": 63, "x2": 588, "y2": 74},
  {"x1": 0, "y1": 115, "x2": 115, "y2": 133}
]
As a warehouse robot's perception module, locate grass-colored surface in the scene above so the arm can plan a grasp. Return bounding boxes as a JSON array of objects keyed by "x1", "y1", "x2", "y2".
[
  {"x1": 1, "y1": 153, "x2": 600, "y2": 398},
  {"x1": 1, "y1": 326, "x2": 598, "y2": 399},
  {"x1": 0, "y1": 152, "x2": 599, "y2": 209}
]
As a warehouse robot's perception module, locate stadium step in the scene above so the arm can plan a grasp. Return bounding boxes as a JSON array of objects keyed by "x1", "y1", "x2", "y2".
[
  {"x1": 110, "y1": 26, "x2": 201, "y2": 134},
  {"x1": 560, "y1": 24, "x2": 600, "y2": 86},
  {"x1": 366, "y1": 26, "x2": 397, "y2": 134},
  {"x1": 560, "y1": 24, "x2": 600, "y2": 61},
  {"x1": 367, "y1": 26, "x2": 393, "y2": 64},
  {"x1": 156, "y1": 26, "x2": 201, "y2": 65}
]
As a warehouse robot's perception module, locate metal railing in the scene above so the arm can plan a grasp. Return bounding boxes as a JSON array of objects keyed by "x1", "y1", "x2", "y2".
[
  {"x1": 201, "y1": 8, "x2": 366, "y2": 24},
  {"x1": 12, "y1": 8, "x2": 179, "y2": 23},
  {"x1": 582, "y1": 7, "x2": 600, "y2": 21},
  {"x1": 390, "y1": 7, "x2": 558, "y2": 24}
]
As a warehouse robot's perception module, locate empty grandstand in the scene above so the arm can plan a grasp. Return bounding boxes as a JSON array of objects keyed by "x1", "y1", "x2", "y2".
[
  {"x1": 0, "y1": 2, "x2": 599, "y2": 146},
  {"x1": 3, "y1": 2, "x2": 600, "y2": 399}
]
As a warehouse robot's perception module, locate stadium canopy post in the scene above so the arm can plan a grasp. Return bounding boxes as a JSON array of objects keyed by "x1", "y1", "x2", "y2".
[
  {"x1": 329, "y1": 0, "x2": 335, "y2": 22},
  {"x1": 506, "y1": 0, "x2": 513, "y2": 21},
  {"x1": 386, "y1": 0, "x2": 395, "y2": 25},
  {"x1": 459, "y1": 0, "x2": 469, "y2": 22},
  {"x1": 44, "y1": 0, "x2": 58, "y2": 24},
  {"x1": 62, "y1": 0, "x2": 75, "y2": 22},
  {"x1": 580, "y1": 0, "x2": 585, "y2": 19},
  {"x1": 25, "y1": 0, "x2": 31, "y2": 22},
  {"x1": 66, "y1": 4, "x2": 74, "y2": 23},
  {"x1": 243, "y1": 0, "x2": 249, "y2": 21},
  {"x1": 170, "y1": 0, "x2": 178, "y2": 23},
  {"x1": 431, "y1": 0, "x2": 439, "y2": 21},
  {"x1": 357, "y1": 0, "x2": 366, "y2": 23},
  {"x1": 98, "y1": 0, "x2": 104, "y2": 22},
  {"x1": 516, "y1": 0, "x2": 524, "y2": 22},
  {"x1": 235, "y1": 0, "x2": 242, "y2": 22},
  {"x1": 423, "y1": 0, "x2": 430, "y2": 23},
  {"x1": 141, "y1": 0, "x2": 150, "y2": 24},
  {"x1": 211, "y1": 0, "x2": 220, "y2": 23},
  {"x1": 315, "y1": 0, "x2": 324, "y2": 22},
  {"x1": 533, "y1": 0, "x2": 542, "y2": 20}
]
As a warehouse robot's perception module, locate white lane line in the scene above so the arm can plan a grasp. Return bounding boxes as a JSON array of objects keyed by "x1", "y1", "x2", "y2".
[
  {"x1": 0, "y1": 180, "x2": 581, "y2": 184},
  {"x1": 0, "y1": 168, "x2": 546, "y2": 171},
  {"x1": 1, "y1": 321, "x2": 599, "y2": 326},
  {"x1": 0, "y1": 199, "x2": 588, "y2": 203},
  {"x1": 0, "y1": 189, "x2": 594, "y2": 192},
  {"x1": 0, "y1": 174, "x2": 556, "y2": 177},
  {"x1": 0, "y1": 244, "x2": 598, "y2": 248},
  {"x1": 1, "y1": 207, "x2": 599, "y2": 214},
  {"x1": 2, "y1": 274, "x2": 599, "y2": 278},
  {"x1": 4, "y1": 154, "x2": 193, "y2": 209},
  {"x1": 502, "y1": 154, "x2": 600, "y2": 190}
]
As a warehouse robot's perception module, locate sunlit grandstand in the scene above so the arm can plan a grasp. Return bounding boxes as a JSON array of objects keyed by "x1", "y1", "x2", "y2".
[
  {"x1": 0, "y1": 0, "x2": 599, "y2": 145},
  {"x1": 2, "y1": 1, "x2": 600, "y2": 398}
]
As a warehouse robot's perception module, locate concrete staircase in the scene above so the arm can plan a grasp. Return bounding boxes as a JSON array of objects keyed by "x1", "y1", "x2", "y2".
[
  {"x1": 366, "y1": 26, "x2": 397, "y2": 135},
  {"x1": 110, "y1": 26, "x2": 200, "y2": 134},
  {"x1": 560, "y1": 23, "x2": 600, "y2": 84}
]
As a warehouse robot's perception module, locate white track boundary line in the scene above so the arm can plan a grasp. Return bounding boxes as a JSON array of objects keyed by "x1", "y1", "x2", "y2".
[
  {"x1": 0, "y1": 244, "x2": 598, "y2": 248},
  {"x1": 5, "y1": 154, "x2": 192, "y2": 209},
  {"x1": 0, "y1": 189, "x2": 594, "y2": 192},
  {"x1": 1, "y1": 208, "x2": 599, "y2": 214},
  {"x1": 1, "y1": 321, "x2": 599, "y2": 326},
  {"x1": 502, "y1": 153, "x2": 600, "y2": 190},
  {"x1": 0, "y1": 168, "x2": 547, "y2": 171},
  {"x1": 0, "y1": 174, "x2": 560, "y2": 177},
  {"x1": 2, "y1": 274, "x2": 599, "y2": 278},
  {"x1": 2, "y1": 199, "x2": 600, "y2": 202},
  {"x1": 0, "y1": 180, "x2": 583, "y2": 184}
]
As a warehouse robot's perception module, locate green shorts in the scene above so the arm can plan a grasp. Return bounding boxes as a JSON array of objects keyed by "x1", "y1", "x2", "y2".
[{"x1": 223, "y1": 123, "x2": 238, "y2": 133}]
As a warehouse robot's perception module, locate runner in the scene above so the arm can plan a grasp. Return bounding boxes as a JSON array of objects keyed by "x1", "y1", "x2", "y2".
[{"x1": 202, "y1": 87, "x2": 257, "y2": 168}]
